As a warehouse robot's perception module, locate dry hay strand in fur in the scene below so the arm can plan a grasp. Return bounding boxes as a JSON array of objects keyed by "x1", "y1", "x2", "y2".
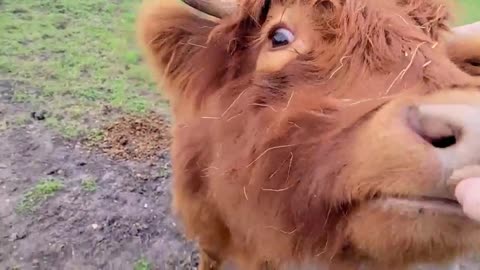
[{"x1": 385, "y1": 42, "x2": 426, "y2": 94}]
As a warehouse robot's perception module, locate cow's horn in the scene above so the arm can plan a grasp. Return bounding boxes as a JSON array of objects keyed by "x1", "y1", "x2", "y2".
[{"x1": 181, "y1": 0, "x2": 237, "y2": 18}]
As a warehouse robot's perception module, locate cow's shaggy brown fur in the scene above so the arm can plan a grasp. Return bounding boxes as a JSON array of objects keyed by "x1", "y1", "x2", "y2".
[{"x1": 137, "y1": 0, "x2": 480, "y2": 269}]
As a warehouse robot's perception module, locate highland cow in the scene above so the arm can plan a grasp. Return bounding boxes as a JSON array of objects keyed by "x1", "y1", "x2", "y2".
[{"x1": 137, "y1": 0, "x2": 480, "y2": 269}]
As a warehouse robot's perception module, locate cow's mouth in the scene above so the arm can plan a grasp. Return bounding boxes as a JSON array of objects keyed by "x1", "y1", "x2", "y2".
[{"x1": 369, "y1": 196, "x2": 464, "y2": 217}]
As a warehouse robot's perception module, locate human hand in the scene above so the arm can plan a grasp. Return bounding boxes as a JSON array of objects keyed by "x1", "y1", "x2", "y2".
[{"x1": 449, "y1": 166, "x2": 480, "y2": 222}]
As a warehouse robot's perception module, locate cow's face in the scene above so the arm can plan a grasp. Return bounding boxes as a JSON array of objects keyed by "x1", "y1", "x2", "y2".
[{"x1": 138, "y1": 0, "x2": 480, "y2": 268}]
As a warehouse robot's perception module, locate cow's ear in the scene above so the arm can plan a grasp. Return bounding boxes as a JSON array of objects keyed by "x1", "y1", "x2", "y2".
[
  {"x1": 446, "y1": 22, "x2": 480, "y2": 76},
  {"x1": 136, "y1": 0, "x2": 221, "y2": 101}
]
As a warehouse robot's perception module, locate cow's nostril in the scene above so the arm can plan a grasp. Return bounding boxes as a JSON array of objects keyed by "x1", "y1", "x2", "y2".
[
  {"x1": 466, "y1": 58, "x2": 480, "y2": 67},
  {"x1": 424, "y1": 134, "x2": 457, "y2": 149},
  {"x1": 406, "y1": 105, "x2": 460, "y2": 149}
]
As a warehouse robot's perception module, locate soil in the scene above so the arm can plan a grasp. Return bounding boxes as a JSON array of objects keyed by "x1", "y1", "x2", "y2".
[
  {"x1": 99, "y1": 114, "x2": 171, "y2": 161},
  {"x1": 0, "y1": 80, "x2": 199, "y2": 270}
]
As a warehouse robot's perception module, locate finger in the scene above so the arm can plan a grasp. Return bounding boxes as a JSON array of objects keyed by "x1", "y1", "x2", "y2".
[{"x1": 455, "y1": 177, "x2": 480, "y2": 222}]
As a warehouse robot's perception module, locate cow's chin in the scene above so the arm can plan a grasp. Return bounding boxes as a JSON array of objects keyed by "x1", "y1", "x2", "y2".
[{"x1": 344, "y1": 197, "x2": 480, "y2": 267}]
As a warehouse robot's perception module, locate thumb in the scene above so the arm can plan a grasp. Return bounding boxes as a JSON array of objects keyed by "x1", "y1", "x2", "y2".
[{"x1": 455, "y1": 177, "x2": 480, "y2": 222}]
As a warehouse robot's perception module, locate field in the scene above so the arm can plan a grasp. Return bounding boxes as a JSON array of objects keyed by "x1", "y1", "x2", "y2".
[
  {"x1": 456, "y1": 0, "x2": 480, "y2": 25},
  {"x1": 0, "y1": 0, "x2": 479, "y2": 269}
]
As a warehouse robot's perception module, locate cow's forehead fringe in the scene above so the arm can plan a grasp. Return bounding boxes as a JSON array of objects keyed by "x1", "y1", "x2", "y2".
[
  {"x1": 236, "y1": 0, "x2": 322, "y2": 21},
  {"x1": 209, "y1": 0, "x2": 450, "y2": 76},
  {"x1": 230, "y1": 0, "x2": 450, "y2": 32}
]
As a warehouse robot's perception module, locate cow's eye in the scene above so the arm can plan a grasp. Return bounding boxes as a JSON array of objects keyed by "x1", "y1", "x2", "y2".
[{"x1": 270, "y1": 28, "x2": 295, "y2": 48}]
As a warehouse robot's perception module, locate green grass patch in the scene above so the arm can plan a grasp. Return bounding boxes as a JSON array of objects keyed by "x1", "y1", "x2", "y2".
[
  {"x1": 457, "y1": 0, "x2": 480, "y2": 25},
  {"x1": 13, "y1": 113, "x2": 32, "y2": 126},
  {"x1": 0, "y1": 120, "x2": 8, "y2": 132},
  {"x1": 85, "y1": 129, "x2": 105, "y2": 144},
  {"x1": 17, "y1": 178, "x2": 64, "y2": 213},
  {"x1": 0, "y1": 0, "x2": 167, "y2": 139},
  {"x1": 81, "y1": 178, "x2": 97, "y2": 193},
  {"x1": 45, "y1": 117, "x2": 82, "y2": 139},
  {"x1": 133, "y1": 257, "x2": 152, "y2": 270},
  {"x1": 0, "y1": 112, "x2": 32, "y2": 132}
]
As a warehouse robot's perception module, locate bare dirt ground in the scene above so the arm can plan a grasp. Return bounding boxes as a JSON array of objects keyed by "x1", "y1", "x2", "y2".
[{"x1": 0, "y1": 80, "x2": 199, "y2": 270}]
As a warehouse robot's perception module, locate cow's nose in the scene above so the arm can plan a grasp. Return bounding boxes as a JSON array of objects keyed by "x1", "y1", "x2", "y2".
[
  {"x1": 407, "y1": 105, "x2": 459, "y2": 149},
  {"x1": 407, "y1": 104, "x2": 480, "y2": 169}
]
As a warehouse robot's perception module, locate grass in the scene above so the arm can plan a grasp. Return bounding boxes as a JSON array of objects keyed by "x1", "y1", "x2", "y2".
[
  {"x1": 17, "y1": 178, "x2": 64, "y2": 213},
  {"x1": 0, "y1": 112, "x2": 31, "y2": 134},
  {"x1": 0, "y1": 120, "x2": 7, "y2": 132},
  {"x1": 0, "y1": 0, "x2": 167, "y2": 139},
  {"x1": 456, "y1": 0, "x2": 480, "y2": 25},
  {"x1": 13, "y1": 113, "x2": 32, "y2": 126},
  {"x1": 85, "y1": 128, "x2": 104, "y2": 144},
  {"x1": 133, "y1": 257, "x2": 152, "y2": 270},
  {"x1": 81, "y1": 178, "x2": 97, "y2": 192}
]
